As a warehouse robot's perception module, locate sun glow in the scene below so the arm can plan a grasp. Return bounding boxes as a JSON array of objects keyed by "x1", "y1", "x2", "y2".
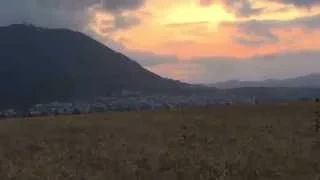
[{"x1": 161, "y1": 2, "x2": 236, "y2": 29}]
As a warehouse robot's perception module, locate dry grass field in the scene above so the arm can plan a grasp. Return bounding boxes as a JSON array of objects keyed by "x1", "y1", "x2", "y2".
[{"x1": 0, "y1": 102, "x2": 319, "y2": 180}]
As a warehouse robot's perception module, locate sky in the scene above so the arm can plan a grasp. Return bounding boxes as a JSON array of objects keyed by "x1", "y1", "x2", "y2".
[{"x1": 1, "y1": 0, "x2": 320, "y2": 83}]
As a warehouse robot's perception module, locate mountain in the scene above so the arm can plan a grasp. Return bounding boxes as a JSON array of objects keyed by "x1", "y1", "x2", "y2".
[
  {"x1": 0, "y1": 24, "x2": 187, "y2": 109},
  {"x1": 211, "y1": 74, "x2": 320, "y2": 89}
]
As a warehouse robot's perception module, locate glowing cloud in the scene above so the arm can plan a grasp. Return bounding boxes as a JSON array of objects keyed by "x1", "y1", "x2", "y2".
[{"x1": 1, "y1": 0, "x2": 320, "y2": 82}]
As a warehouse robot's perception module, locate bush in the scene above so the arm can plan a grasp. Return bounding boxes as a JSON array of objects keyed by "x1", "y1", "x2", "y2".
[{"x1": 72, "y1": 108, "x2": 81, "y2": 115}]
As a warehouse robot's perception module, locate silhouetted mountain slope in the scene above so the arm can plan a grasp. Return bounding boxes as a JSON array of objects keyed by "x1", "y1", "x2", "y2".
[
  {"x1": 211, "y1": 73, "x2": 320, "y2": 89},
  {"x1": 0, "y1": 24, "x2": 186, "y2": 108},
  {"x1": 217, "y1": 87, "x2": 320, "y2": 102}
]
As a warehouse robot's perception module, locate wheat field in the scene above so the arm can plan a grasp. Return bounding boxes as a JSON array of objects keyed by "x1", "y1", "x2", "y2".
[{"x1": 0, "y1": 102, "x2": 319, "y2": 179}]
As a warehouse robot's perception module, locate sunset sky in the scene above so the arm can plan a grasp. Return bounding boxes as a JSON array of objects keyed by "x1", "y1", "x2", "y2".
[{"x1": 1, "y1": 0, "x2": 320, "y2": 83}]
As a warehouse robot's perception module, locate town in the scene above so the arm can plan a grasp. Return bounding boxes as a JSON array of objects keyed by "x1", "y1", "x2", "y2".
[{"x1": 0, "y1": 91, "x2": 258, "y2": 119}]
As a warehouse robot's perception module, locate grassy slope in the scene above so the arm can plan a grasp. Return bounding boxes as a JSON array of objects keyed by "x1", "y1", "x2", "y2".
[{"x1": 0, "y1": 102, "x2": 319, "y2": 179}]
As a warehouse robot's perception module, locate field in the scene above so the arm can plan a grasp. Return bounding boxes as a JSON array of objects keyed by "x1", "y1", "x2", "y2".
[{"x1": 0, "y1": 102, "x2": 319, "y2": 179}]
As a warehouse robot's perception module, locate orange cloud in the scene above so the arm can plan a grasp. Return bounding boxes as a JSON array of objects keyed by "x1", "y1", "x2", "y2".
[
  {"x1": 82, "y1": 0, "x2": 320, "y2": 83},
  {"x1": 87, "y1": 0, "x2": 320, "y2": 60}
]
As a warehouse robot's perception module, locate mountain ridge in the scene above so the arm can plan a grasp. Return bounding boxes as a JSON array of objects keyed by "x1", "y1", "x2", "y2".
[
  {"x1": 0, "y1": 24, "x2": 188, "y2": 109},
  {"x1": 210, "y1": 73, "x2": 320, "y2": 89}
]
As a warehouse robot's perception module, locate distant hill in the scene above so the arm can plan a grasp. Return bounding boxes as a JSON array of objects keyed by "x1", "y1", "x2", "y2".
[
  {"x1": 210, "y1": 74, "x2": 320, "y2": 89},
  {"x1": 0, "y1": 24, "x2": 188, "y2": 109}
]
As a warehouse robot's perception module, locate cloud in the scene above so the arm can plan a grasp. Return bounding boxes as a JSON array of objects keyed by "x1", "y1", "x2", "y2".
[
  {"x1": 200, "y1": 0, "x2": 319, "y2": 18},
  {"x1": 113, "y1": 14, "x2": 141, "y2": 29},
  {"x1": 224, "y1": 0, "x2": 264, "y2": 17},
  {"x1": 233, "y1": 20, "x2": 280, "y2": 46},
  {"x1": 99, "y1": 13, "x2": 141, "y2": 33},
  {"x1": 0, "y1": 0, "x2": 145, "y2": 31},
  {"x1": 200, "y1": 0, "x2": 264, "y2": 17},
  {"x1": 101, "y1": 0, "x2": 145, "y2": 12},
  {"x1": 221, "y1": 13, "x2": 320, "y2": 46},
  {"x1": 272, "y1": 0, "x2": 320, "y2": 8},
  {"x1": 293, "y1": 13, "x2": 320, "y2": 28},
  {"x1": 1, "y1": 0, "x2": 320, "y2": 84},
  {"x1": 235, "y1": 37, "x2": 277, "y2": 46},
  {"x1": 0, "y1": 0, "x2": 85, "y2": 29}
]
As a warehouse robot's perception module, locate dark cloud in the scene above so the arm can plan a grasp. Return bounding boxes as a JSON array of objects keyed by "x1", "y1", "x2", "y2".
[
  {"x1": 200, "y1": 0, "x2": 264, "y2": 17},
  {"x1": 273, "y1": 0, "x2": 320, "y2": 7},
  {"x1": 113, "y1": 14, "x2": 141, "y2": 29},
  {"x1": 222, "y1": 20, "x2": 280, "y2": 46},
  {"x1": 223, "y1": 0, "x2": 264, "y2": 17},
  {"x1": 31, "y1": 0, "x2": 145, "y2": 13},
  {"x1": 0, "y1": 0, "x2": 145, "y2": 30},
  {"x1": 99, "y1": 14, "x2": 141, "y2": 33},
  {"x1": 235, "y1": 20, "x2": 279, "y2": 45},
  {"x1": 221, "y1": 13, "x2": 320, "y2": 46},
  {"x1": 101, "y1": 0, "x2": 145, "y2": 12},
  {"x1": 0, "y1": 0, "x2": 84, "y2": 29},
  {"x1": 293, "y1": 13, "x2": 320, "y2": 28},
  {"x1": 201, "y1": 0, "x2": 319, "y2": 17},
  {"x1": 235, "y1": 37, "x2": 277, "y2": 46}
]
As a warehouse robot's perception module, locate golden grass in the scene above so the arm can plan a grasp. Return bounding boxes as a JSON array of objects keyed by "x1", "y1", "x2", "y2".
[{"x1": 0, "y1": 102, "x2": 319, "y2": 179}]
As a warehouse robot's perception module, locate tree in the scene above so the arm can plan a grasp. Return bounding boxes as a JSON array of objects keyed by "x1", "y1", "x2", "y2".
[
  {"x1": 72, "y1": 108, "x2": 81, "y2": 115},
  {"x1": 54, "y1": 110, "x2": 59, "y2": 116}
]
